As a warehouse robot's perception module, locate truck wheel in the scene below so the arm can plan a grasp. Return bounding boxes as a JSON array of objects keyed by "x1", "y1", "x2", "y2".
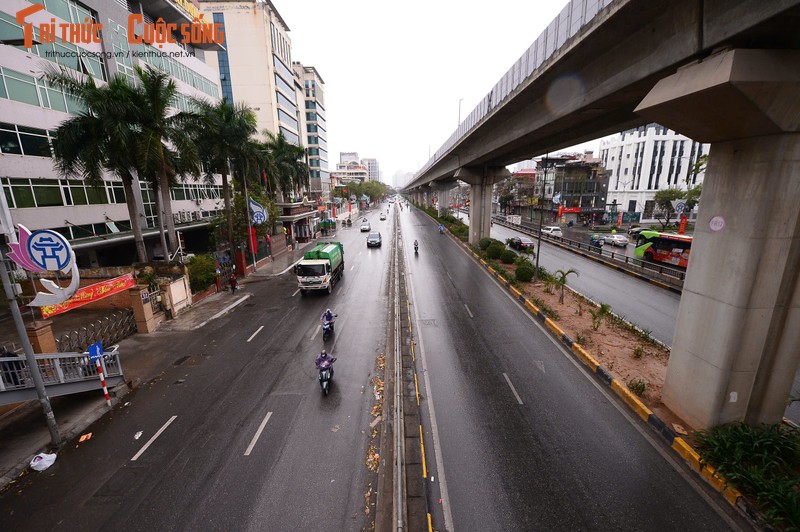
[{"x1": 327, "y1": 284, "x2": 332, "y2": 294}]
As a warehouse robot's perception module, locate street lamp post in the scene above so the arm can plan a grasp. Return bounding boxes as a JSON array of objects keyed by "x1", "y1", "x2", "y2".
[{"x1": 458, "y1": 98, "x2": 464, "y2": 127}]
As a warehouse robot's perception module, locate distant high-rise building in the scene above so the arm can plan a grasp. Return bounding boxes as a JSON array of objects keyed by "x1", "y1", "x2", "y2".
[
  {"x1": 200, "y1": 0, "x2": 302, "y2": 145},
  {"x1": 340, "y1": 152, "x2": 359, "y2": 164},
  {"x1": 362, "y1": 158, "x2": 380, "y2": 183},
  {"x1": 294, "y1": 63, "x2": 328, "y2": 200}
]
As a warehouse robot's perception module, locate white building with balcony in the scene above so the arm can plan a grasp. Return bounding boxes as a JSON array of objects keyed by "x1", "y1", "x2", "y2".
[{"x1": 599, "y1": 124, "x2": 709, "y2": 222}]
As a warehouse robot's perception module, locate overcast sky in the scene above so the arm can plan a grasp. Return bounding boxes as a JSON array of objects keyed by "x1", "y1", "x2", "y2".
[{"x1": 273, "y1": 0, "x2": 603, "y2": 185}]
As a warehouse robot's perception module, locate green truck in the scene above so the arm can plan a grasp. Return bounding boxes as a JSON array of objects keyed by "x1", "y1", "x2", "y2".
[{"x1": 294, "y1": 241, "x2": 344, "y2": 295}]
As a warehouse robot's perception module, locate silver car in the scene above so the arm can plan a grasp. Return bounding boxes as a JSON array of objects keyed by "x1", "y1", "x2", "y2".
[{"x1": 604, "y1": 234, "x2": 629, "y2": 247}]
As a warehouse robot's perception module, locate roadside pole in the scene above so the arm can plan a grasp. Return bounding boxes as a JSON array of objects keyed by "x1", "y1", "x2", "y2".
[
  {"x1": 242, "y1": 175, "x2": 257, "y2": 273},
  {"x1": 0, "y1": 246, "x2": 61, "y2": 447},
  {"x1": 89, "y1": 342, "x2": 111, "y2": 407}
]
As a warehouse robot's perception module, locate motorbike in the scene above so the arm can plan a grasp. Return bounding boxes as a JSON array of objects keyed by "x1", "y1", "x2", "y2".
[
  {"x1": 318, "y1": 357, "x2": 337, "y2": 395},
  {"x1": 346, "y1": 219, "x2": 352, "y2": 227},
  {"x1": 322, "y1": 320, "x2": 335, "y2": 341},
  {"x1": 414, "y1": 242, "x2": 419, "y2": 255}
]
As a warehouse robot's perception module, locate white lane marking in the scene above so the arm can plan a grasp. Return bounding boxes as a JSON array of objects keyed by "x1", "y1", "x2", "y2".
[
  {"x1": 247, "y1": 325, "x2": 264, "y2": 343},
  {"x1": 483, "y1": 263, "x2": 744, "y2": 530},
  {"x1": 312, "y1": 324, "x2": 321, "y2": 339},
  {"x1": 408, "y1": 271, "x2": 455, "y2": 531},
  {"x1": 131, "y1": 415, "x2": 177, "y2": 461},
  {"x1": 350, "y1": 265, "x2": 355, "y2": 271},
  {"x1": 244, "y1": 411, "x2": 273, "y2": 456},
  {"x1": 536, "y1": 360, "x2": 546, "y2": 373},
  {"x1": 292, "y1": 289, "x2": 300, "y2": 297},
  {"x1": 503, "y1": 373, "x2": 524, "y2": 405},
  {"x1": 464, "y1": 304, "x2": 474, "y2": 318}
]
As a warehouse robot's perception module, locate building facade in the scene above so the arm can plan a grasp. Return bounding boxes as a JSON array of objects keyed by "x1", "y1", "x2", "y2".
[
  {"x1": 200, "y1": 0, "x2": 302, "y2": 145},
  {"x1": 294, "y1": 62, "x2": 328, "y2": 201},
  {"x1": 599, "y1": 124, "x2": 708, "y2": 221},
  {"x1": 0, "y1": 0, "x2": 224, "y2": 267},
  {"x1": 362, "y1": 158, "x2": 379, "y2": 183}
]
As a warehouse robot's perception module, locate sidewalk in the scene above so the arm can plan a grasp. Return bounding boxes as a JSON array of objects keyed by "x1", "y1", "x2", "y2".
[{"x1": 0, "y1": 244, "x2": 311, "y2": 492}]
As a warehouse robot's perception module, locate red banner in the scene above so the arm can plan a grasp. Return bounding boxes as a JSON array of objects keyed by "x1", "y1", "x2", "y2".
[
  {"x1": 249, "y1": 226, "x2": 257, "y2": 254},
  {"x1": 40, "y1": 273, "x2": 136, "y2": 318}
]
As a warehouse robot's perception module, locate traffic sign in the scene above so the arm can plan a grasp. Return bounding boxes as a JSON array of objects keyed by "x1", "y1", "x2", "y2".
[
  {"x1": 88, "y1": 341, "x2": 103, "y2": 361},
  {"x1": 671, "y1": 200, "x2": 686, "y2": 214}
]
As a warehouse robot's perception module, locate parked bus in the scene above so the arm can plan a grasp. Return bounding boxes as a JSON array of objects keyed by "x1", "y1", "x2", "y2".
[{"x1": 634, "y1": 230, "x2": 692, "y2": 268}]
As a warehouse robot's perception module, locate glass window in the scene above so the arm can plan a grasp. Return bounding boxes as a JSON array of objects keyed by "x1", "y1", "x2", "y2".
[
  {"x1": 10, "y1": 180, "x2": 34, "y2": 207},
  {"x1": 69, "y1": 184, "x2": 87, "y2": 205},
  {"x1": 33, "y1": 184, "x2": 62, "y2": 206},
  {"x1": 86, "y1": 185, "x2": 106, "y2": 204},
  {"x1": 110, "y1": 183, "x2": 125, "y2": 203},
  {"x1": 46, "y1": 0, "x2": 72, "y2": 22},
  {"x1": 0, "y1": 129, "x2": 22, "y2": 154},
  {"x1": 3, "y1": 184, "x2": 14, "y2": 207},
  {"x1": 20, "y1": 133, "x2": 51, "y2": 157},
  {"x1": 172, "y1": 186, "x2": 186, "y2": 200},
  {"x1": 5, "y1": 73, "x2": 39, "y2": 106}
]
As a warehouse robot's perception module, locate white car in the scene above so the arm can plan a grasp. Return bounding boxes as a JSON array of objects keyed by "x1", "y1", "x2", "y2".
[
  {"x1": 541, "y1": 226, "x2": 563, "y2": 237},
  {"x1": 360, "y1": 222, "x2": 371, "y2": 232},
  {"x1": 604, "y1": 234, "x2": 629, "y2": 247},
  {"x1": 379, "y1": 213, "x2": 387, "y2": 220}
]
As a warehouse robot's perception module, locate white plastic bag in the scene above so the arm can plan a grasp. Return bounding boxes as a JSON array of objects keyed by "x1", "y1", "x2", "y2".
[{"x1": 30, "y1": 452, "x2": 56, "y2": 471}]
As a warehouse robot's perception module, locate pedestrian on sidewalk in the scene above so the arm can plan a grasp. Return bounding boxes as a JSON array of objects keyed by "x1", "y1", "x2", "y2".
[{"x1": 229, "y1": 273, "x2": 238, "y2": 293}]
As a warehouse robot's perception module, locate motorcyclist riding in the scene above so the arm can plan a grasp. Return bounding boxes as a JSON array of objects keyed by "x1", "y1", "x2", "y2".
[
  {"x1": 316, "y1": 350, "x2": 335, "y2": 375},
  {"x1": 413, "y1": 239, "x2": 419, "y2": 253},
  {"x1": 438, "y1": 224, "x2": 445, "y2": 234},
  {"x1": 321, "y1": 308, "x2": 335, "y2": 332}
]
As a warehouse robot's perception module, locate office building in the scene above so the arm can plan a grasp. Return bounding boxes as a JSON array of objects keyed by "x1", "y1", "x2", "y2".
[
  {"x1": 0, "y1": 0, "x2": 223, "y2": 267},
  {"x1": 599, "y1": 124, "x2": 708, "y2": 221}
]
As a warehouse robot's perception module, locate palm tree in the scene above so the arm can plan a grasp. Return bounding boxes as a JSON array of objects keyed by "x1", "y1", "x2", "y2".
[
  {"x1": 262, "y1": 131, "x2": 310, "y2": 201},
  {"x1": 191, "y1": 99, "x2": 258, "y2": 251},
  {"x1": 132, "y1": 66, "x2": 201, "y2": 257},
  {"x1": 554, "y1": 268, "x2": 579, "y2": 304},
  {"x1": 45, "y1": 67, "x2": 148, "y2": 262}
]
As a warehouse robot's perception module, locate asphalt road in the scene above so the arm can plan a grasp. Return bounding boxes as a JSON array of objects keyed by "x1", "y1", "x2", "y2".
[
  {"x1": 486, "y1": 219, "x2": 800, "y2": 424},
  {"x1": 0, "y1": 210, "x2": 394, "y2": 531},
  {"x1": 401, "y1": 206, "x2": 749, "y2": 531}
]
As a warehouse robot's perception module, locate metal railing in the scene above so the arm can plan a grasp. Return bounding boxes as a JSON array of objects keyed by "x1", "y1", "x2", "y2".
[
  {"x1": 55, "y1": 309, "x2": 137, "y2": 354},
  {"x1": 494, "y1": 218, "x2": 687, "y2": 287},
  {"x1": 0, "y1": 345, "x2": 122, "y2": 392}
]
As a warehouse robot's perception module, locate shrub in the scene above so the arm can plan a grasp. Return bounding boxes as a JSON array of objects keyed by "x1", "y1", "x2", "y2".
[
  {"x1": 632, "y1": 345, "x2": 645, "y2": 359},
  {"x1": 500, "y1": 250, "x2": 516, "y2": 264},
  {"x1": 486, "y1": 243, "x2": 505, "y2": 260},
  {"x1": 478, "y1": 237, "x2": 492, "y2": 250},
  {"x1": 516, "y1": 264, "x2": 535, "y2": 282},
  {"x1": 628, "y1": 378, "x2": 646, "y2": 396},
  {"x1": 187, "y1": 254, "x2": 217, "y2": 293},
  {"x1": 695, "y1": 423, "x2": 800, "y2": 530}
]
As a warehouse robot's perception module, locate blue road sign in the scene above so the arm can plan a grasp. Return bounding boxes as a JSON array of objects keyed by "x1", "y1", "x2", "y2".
[{"x1": 88, "y1": 341, "x2": 103, "y2": 361}]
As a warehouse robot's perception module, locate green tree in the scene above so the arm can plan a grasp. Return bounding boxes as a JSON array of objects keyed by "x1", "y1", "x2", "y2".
[
  {"x1": 191, "y1": 98, "x2": 259, "y2": 251},
  {"x1": 652, "y1": 188, "x2": 685, "y2": 230},
  {"x1": 554, "y1": 268, "x2": 579, "y2": 304},
  {"x1": 132, "y1": 66, "x2": 201, "y2": 257},
  {"x1": 263, "y1": 131, "x2": 309, "y2": 200},
  {"x1": 45, "y1": 67, "x2": 148, "y2": 262}
]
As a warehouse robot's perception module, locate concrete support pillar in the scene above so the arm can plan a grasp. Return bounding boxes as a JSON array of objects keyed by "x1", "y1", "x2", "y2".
[
  {"x1": 456, "y1": 167, "x2": 509, "y2": 244},
  {"x1": 436, "y1": 182, "x2": 450, "y2": 217},
  {"x1": 636, "y1": 49, "x2": 800, "y2": 428}
]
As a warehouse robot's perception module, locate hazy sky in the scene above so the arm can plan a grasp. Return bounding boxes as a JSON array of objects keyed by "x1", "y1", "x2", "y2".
[{"x1": 273, "y1": 0, "x2": 602, "y2": 184}]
